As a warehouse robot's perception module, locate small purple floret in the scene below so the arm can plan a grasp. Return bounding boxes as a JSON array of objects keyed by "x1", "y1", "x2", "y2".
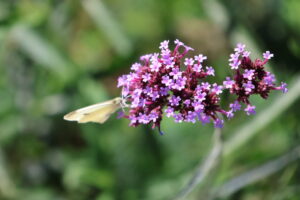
[
  {"x1": 245, "y1": 105, "x2": 256, "y2": 115},
  {"x1": 230, "y1": 101, "x2": 241, "y2": 112},
  {"x1": 226, "y1": 110, "x2": 234, "y2": 119},
  {"x1": 280, "y1": 82, "x2": 288, "y2": 93},
  {"x1": 206, "y1": 66, "x2": 215, "y2": 76},
  {"x1": 214, "y1": 119, "x2": 224, "y2": 128},
  {"x1": 223, "y1": 77, "x2": 235, "y2": 89},
  {"x1": 243, "y1": 69, "x2": 255, "y2": 80},
  {"x1": 263, "y1": 51, "x2": 274, "y2": 60}
]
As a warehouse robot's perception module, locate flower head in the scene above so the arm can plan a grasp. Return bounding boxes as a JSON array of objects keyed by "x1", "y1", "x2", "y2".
[
  {"x1": 225, "y1": 43, "x2": 287, "y2": 117},
  {"x1": 116, "y1": 41, "x2": 287, "y2": 133},
  {"x1": 117, "y1": 40, "x2": 224, "y2": 131}
]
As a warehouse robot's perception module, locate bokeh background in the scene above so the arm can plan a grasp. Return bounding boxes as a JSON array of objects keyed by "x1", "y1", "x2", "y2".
[{"x1": 0, "y1": 0, "x2": 300, "y2": 199}]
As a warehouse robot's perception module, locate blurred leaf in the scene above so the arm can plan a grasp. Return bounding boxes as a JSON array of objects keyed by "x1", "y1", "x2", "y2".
[
  {"x1": 10, "y1": 25, "x2": 75, "y2": 83},
  {"x1": 63, "y1": 158, "x2": 89, "y2": 190},
  {"x1": 82, "y1": 0, "x2": 132, "y2": 56},
  {"x1": 21, "y1": 188, "x2": 60, "y2": 200},
  {"x1": 0, "y1": 150, "x2": 18, "y2": 199},
  {"x1": 78, "y1": 78, "x2": 109, "y2": 103},
  {"x1": 282, "y1": 0, "x2": 300, "y2": 32},
  {"x1": 16, "y1": 0, "x2": 50, "y2": 25}
]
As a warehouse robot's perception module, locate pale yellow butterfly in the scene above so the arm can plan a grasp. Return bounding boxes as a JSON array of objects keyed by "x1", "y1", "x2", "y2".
[{"x1": 63, "y1": 97, "x2": 126, "y2": 124}]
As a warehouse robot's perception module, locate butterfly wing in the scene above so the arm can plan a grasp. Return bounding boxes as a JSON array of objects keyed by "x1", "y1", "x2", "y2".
[{"x1": 64, "y1": 97, "x2": 122, "y2": 124}]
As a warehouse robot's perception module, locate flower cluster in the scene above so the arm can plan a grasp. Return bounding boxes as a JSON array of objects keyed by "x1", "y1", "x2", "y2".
[
  {"x1": 117, "y1": 40, "x2": 287, "y2": 133},
  {"x1": 224, "y1": 43, "x2": 288, "y2": 118}
]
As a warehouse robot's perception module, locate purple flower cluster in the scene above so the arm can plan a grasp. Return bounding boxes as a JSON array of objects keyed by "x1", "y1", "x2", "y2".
[
  {"x1": 117, "y1": 40, "x2": 287, "y2": 133},
  {"x1": 224, "y1": 43, "x2": 288, "y2": 118}
]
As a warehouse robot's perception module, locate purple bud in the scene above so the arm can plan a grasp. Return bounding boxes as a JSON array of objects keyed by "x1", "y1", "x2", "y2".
[
  {"x1": 170, "y1": 68, "x2": 182, "y2": 79},
  {"x1": 243, "y1": 69, "x2": 255, "y2": 80},
  {"x1": 198, "y1": 114, "x2": 210, "y2": 124},
  {"x1": 193, "y1": 64, "x2": 202, "y2": 72},
  {"x1": 131, "y1": 97, "x2": 140, "y2": 108},
  {"x1": 117, "y1": 75, "x2": 128, "y2": 87},
  {"x1": 214, "y1": 119, "x2": 224, "y2": 128},
  {"x1": 166, "y1": 61, "x2": 175, "y2": 69},
  {"x1": 206, "y1": 66, "x2": 215, "y2": 76},
  {"x1": 159, "y1": 87, "x2": 169, "y2": 96},
  {"x1": 174, "y1": 39, "x2": 183, "y2": 46},
  {"x1": 192, "y1": 101, "x2": 204, "y2": 112},
  {"x1": 212, "y1": 83, "x2": 223, "y2": 95},
  {"x1": 165, "y1": 107, "x2": 174, "y2": 117},
  {"x1": 243, "y1": 81, "x2": 255, "y2": 93},
  {"x1": 194, "y1": 54, "x2": 207, "y2": 63},
  {"x1": 170, "y1": 95, "x2": 181, "y2": 106},
  {"x1": 244, "y1": 105, "x2": 256, "y2": 115},
  {"x1": 140, "y1": 54, "x2": 152, "y2": 62},
  {"x1": 280, "y1": 82, "x2": 288, "y2": 93},
  {"x1": 226, "y1": 110, "x2": 234, "y2": 119},
  {"x1": 138, "y1": 114, "x2": 150, "y2": 124},
  {"x1": 129, "y1": 115, "x2": 137, "y2": 125},
  {"x1": 150, "y1": 61, "x2": 162, "y2": 72},
  {"x1": 184, "y1": 45, "x2": 194, "y2": 52},
  {"x1": 242, "y1": 51, "x2": 251, "y2": 57},
  {"x1": 201, "y1": 82, "x2": 211, "y2": 90},
  {"x1": 234, "y1": 43, "x2": 246, "y2": 53},
  {"x1": 184, "y1": 99, "x2": 191, "y2": 105},
  {"x1": 263, "y1": 72, "x2": 276, "y2": 85},
  {"x1": 117, "y1": 111, "x2": 125, "y2": 119},
  {"x1": 223, "y1": 77, "x2": 235, "y2": 89},
  {"x1": 196, "y1": 92, "x2": 206, "y2": 102},
  {"x1": 162, "y1": 75, "x2": 172, "y2": 86},
  {"x1": 229, "y1": 60, "x2": 241, "y2": 70},
  {"x1": 159, "y1": 40, "x2": 169, "y2": 50},
  {"x1": 230, "y1": 101, "x2": 241, "y2": 112},
  {"x1": 172, "y1": 77, "x2": 186, "y2": 91},
  {"x1": 142, "y1": 73, "x2": 151, "y2": 82},
  {"x1": 131, "y1": 63, "x2": 141, "y2": 71},
  {"x1": 229, "y1": 52, "x2": 240, "y2": 62},
  {"x1": 174, "y1": 113, "x2": 184, "y2": 123},
  {"x1": 184, "y1": 58, "x2": 194, "y2": 66},
  {"x1": 186, "y1": 111, "x2": 197, "y2": 123},
  {"x1": 149, "y1": 111, "x2": 159, "y2": 122}
]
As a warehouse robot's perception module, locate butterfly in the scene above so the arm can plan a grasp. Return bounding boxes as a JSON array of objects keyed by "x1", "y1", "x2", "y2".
[{"x1": 63, "y1": 97, "x2": 127, "y2": 124}]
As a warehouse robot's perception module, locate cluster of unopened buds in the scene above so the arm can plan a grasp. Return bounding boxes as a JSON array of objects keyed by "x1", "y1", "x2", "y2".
[{"x1": 117, "y1": 40, "x2": 288, "y2": 134}]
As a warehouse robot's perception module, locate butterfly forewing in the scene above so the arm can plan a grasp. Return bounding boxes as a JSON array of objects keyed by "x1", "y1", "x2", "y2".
[{"x1": 63, "y1": 97, "x2": 122, "y2": 124}]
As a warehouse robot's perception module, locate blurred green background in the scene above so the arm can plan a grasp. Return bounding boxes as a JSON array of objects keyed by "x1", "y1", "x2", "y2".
[{"x1": 0, "y1": 0, "x2": 300, "y2": 199}]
